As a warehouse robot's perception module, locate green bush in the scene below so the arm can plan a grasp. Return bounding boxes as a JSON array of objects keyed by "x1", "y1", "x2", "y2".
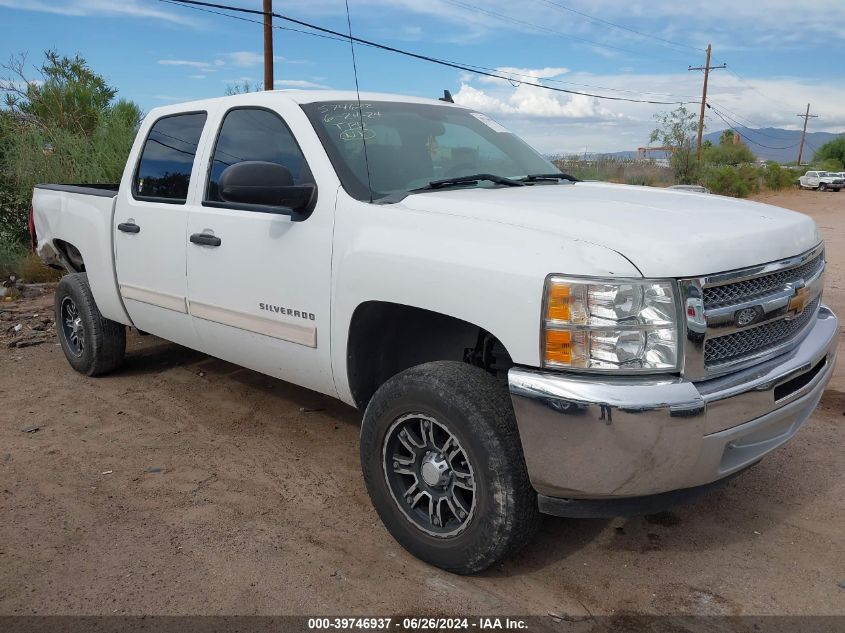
[
  {"x1": 0, "y1": 234, "x2": 26, "y2": 277},
  {"x1": 737, "y1": 164, "x2": 761, "y2": 195},
  {"x1": 0, "y1": 51, "x2": 141, "y2": 247},
  {"x1": 703, "y1": 165, "x2": 750, "y2": 197},
  {"x1": 813, "y1": 137, "x2": 845, "y2": 169},
  {"x1": 763, "y1": 163, "x2": 798, "y2": 191},
  {"x1": 625, "y1": 174, "x2": 654, "y2": 186},
  {"x1": 551, "y1": 157, "x2": 674, "y2": 187},
  {"x1": 816, "y1": 158, "x2": 844, "y2": 172}
]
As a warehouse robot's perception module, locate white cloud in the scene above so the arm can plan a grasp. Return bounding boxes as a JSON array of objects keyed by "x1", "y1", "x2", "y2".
[
  {"x1": 227, "y1": 52, "x2": 264, "y2": 67},
  {"x1": 452, "y1": 68, "x2": 845, "y2": 154},
  {"x1": 189, "y1": 75, "x2": 207, "y2": 80},
  {"x1": 0, "y1": 0, "x2": 197, "y2": 26},
  {"x1": 454, "y1": 82, "x2": 616, "y2": 119},
  {"x1": 158, "y1": 59, "x2": 222, "y2": 71},
  {"x1": 478, "y1": 66, "x2": 569, "y2": 86},
  {"x1": 274, "y1": 79, "x2": 329, "y2": 89}
]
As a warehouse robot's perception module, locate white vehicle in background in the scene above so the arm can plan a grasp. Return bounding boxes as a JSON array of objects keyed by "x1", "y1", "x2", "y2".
[
  {"x1": 30, "y1": 91, "x2": 838, "y2": 573},
  {"x1": 798, "y1": 171, "x2": 844, "y2": 191}
]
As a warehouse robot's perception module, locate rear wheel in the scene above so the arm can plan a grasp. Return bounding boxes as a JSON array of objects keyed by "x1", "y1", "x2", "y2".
[
  {"x1": 360, "y1": 361, "x2": 540, "y2": 574},
  {"x1": 55, "y1": 273, "x2": 126, "y2": 376}
]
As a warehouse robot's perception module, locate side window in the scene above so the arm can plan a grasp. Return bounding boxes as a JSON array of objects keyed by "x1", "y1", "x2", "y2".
[
  {"x1": 206, "y1": 108, "x2": 312, "y2": 202},
  {"x1": 134, "y1": 112, "x2": 207, "y2": 203}
]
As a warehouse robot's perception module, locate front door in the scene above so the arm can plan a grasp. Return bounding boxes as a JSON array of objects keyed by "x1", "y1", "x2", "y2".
[
  {"x1": 185, "y1": 105, "x2": 336, "y2": 397},
  {"x1": 114, "y1": 111, "x2": 209, "y2": 350}
]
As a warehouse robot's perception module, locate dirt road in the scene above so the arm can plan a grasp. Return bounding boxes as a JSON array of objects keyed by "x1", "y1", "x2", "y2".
[{"x1": 1, "y1": 190, "x2": 844, "y2": 618}]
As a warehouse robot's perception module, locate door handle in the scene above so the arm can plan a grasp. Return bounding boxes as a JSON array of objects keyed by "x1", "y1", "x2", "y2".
[
  {"x1": 117, "y1": 222, "x2": 140, "y2": 234},
  {"x1": 190, "y1": 233, "x2": 222, "y2": 247}
]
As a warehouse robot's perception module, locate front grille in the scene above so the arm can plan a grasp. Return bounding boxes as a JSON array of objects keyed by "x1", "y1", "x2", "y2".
[
  {"x1": 703, "y1": 253, "x2": 824, "y2": 309},
  {"x1": 704, "y1": 297, "x2": 820, "y2": 366}
]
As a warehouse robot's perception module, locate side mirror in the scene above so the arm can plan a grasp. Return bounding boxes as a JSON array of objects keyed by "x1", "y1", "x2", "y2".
[{"x1": 218, "y1": 161, "x2": 317, "y2": 218}]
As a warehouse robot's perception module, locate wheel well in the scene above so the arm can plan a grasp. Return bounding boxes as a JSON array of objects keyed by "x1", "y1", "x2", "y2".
[
  {"x1": 346, "y1": 302, "x2": 513, "y2": 410},
  {"x1": 54, "y1": 239, "x2": 85, "y2": 272}
]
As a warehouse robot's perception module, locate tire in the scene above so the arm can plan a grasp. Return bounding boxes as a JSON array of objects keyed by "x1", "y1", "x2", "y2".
[
  {"x1": 55, "y1": 272, "x2": 126, "y2": 376},
  {"x1": 360, "y1": 361, "x2": 541, "y2": 574},
  {"x1": 819, "y1": 183, "x2": 827, "y2": 191}
]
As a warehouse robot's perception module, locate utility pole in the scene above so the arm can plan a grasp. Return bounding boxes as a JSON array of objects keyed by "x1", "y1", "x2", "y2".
[
  {"x1": 796, "y1": 104, "x2": 818, "y2": 166},
  {"x1": 263, "y1": 0, "x2": 274, "y2": 91},
  {"x1": 689, "y1": 44, "x2": 726, "y2": 158}
]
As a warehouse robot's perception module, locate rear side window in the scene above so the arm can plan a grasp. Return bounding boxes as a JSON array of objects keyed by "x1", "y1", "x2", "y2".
[
  {"x1": 205, "y1": 108, "x2": 312, "y2": 202},
  {"x1": 134, "y1": 112, "x2": 207, "y2": 203}
]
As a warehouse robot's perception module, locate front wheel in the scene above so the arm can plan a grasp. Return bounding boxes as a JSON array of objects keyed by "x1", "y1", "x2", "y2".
[
  {"x1": 55, "y1": 273, "x2": 126, "y2": 376},
  {"x1": 819, "y1": 183, "x2": 827, "y2": 191},
  {"x1": 360, "y1": 361, "x2": 540, "y2": 574}
]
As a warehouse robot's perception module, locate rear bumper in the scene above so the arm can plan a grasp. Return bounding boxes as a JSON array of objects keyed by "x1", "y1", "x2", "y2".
[{"x1": 508, "y1": 305, "x2": 837, "y2": 509}]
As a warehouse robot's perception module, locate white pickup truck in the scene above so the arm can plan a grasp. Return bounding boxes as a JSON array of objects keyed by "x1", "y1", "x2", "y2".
[
  {"x1": 798, "y1": 170, "x2": 844, "y2": 191},
  {"x1": 31, "y1": 91, "x2": 837, "y2": 574}
]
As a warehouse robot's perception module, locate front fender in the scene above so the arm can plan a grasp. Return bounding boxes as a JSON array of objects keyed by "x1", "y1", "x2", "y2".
[{"x1": 329, "y1": 198, "x2": 640, "y2": 406}]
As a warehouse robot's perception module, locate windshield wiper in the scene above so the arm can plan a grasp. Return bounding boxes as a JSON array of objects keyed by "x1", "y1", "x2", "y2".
[
  {"x1": 519, "y1": 173, "x2": 580, "y2": 183},
  {"x1": 417, "y1": 173, "x2": 525, "y2": 191}
]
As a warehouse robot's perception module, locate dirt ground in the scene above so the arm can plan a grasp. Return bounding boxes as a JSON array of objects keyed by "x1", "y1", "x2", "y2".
[{"x1": 1, "y1": 189, "x2": 844, "y2": 620}]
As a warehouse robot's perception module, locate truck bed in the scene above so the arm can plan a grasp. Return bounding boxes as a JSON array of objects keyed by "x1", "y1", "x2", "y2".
[
  {"x1": 32, "y1": 183, "x2": 131, "y2": 326},
  {"x1": 35, "y1": 183, "x2": 119, "y2": 197}
]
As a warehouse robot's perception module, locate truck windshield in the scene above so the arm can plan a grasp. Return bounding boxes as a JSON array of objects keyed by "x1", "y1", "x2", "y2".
[{"x1": 302, "y1": 100, "x2": 556, "y2": 201}]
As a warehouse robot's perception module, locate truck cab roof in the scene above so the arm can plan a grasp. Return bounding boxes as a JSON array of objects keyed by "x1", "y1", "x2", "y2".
[{"x1": 145, "y1": 90, "x2": 467, "y2": 119}]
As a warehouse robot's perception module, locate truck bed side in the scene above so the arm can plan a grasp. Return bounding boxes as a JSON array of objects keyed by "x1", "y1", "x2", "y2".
[{"x1": 32, "y1": 184, "x2": 132, "y2": 326}]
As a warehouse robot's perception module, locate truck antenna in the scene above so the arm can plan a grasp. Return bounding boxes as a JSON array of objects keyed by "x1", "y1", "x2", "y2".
[{"x1": 344, "y1": 0, "x2": 373, "y2": 203}]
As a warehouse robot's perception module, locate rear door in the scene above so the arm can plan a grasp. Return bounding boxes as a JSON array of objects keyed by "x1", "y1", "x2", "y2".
[
  {"x1": 114, "y1": 111, "x2": 209, "y2": 349},
  {"x1": 185, "y1": 104, "x2": 337, "y2": 397}
]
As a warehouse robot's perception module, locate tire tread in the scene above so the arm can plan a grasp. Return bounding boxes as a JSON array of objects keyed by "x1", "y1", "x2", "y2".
[
  {"x1": 55, "y1": 273, "x2": 126, "y2": 376},
  {"x1": 360, "y1": 361, "x2": 540, "y2": 574}
]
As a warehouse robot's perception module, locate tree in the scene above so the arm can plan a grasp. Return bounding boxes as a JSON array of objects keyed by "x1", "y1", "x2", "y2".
[
  {"x1": 225, "y1": 80, "x2": 261, "y2": 96},
  {"x1": 813, "y1": 137, "x2": 845, "y2": 170},
  {"x1": 0, "y1": 50, "x2": 142, "y2": 245},
  {"x1": 649, "y1": 105, "x2": 699, "y2": 184},
  {"x1": 701, "y1": 129, "x2": 756, "y2": 166},
  {"x1": 2, "y1": 51, "x2": 117, "y2": 135}
]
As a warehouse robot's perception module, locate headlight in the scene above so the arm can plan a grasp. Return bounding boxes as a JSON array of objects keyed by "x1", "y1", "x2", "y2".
[{"x1": 542, "y1": 276, "x2": 680, "y2": 372}]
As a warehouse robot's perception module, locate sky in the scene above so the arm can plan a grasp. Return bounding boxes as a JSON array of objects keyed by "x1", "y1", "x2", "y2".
[{"x1": 1, "y1": 0, "x2": 844, "y2": 155}]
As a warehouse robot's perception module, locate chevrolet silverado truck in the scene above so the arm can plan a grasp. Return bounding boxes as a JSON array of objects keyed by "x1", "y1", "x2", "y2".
[
  {"x1": 31, "y1": 91, "x2": 837, "y2": 574},
  {"x1": 798, "y1": 170, "x2": 844, "y2": 191}
]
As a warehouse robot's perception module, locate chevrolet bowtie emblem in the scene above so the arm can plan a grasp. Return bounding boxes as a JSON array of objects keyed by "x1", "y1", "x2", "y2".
[{"x1": 786, "y1": 282, "x2": 811, "y2": 318}]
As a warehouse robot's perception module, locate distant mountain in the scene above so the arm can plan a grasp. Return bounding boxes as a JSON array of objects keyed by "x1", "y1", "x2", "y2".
[
  {"x1": 702, "y1": 128, "x2": 842, "y2": 163},
  {"x1": 594, "y1": 128, "x2": 843, "y2": 164}
]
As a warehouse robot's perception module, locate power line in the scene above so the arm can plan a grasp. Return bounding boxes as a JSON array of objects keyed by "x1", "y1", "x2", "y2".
[
  {"x1": 160, "y1": 0, "x2": 694, "y2": 99},
  {"x1": 707, "y1": 104, "x2": 799, "y2": 150},
  {"x1": 160, "y1": 0, "x2": 694, "y2": 105},
  {"x1": 706, "y1": 103, "x2": 799, "y2": 151},
  {"x1": 534, "y1": 0, "x2": 702, "y2": 54},
  {"x1": 159, "y1": 0, "x2": 352, "y2": 44},
  {"x1": 723, "y1": 66, "x2": 797, "y2": 112},
  {"x1": 162, "y1": 0, "x2": 695, "y2": 99},
  {"x1": 705, "y1": 100, "x2": 797, "y2": 140},
  {"x1": 449, "y1": 62, "x2": 699, "y2": 99},
  {"x1": 438, "y1": 0, "x2": 654, "y2": 60}
]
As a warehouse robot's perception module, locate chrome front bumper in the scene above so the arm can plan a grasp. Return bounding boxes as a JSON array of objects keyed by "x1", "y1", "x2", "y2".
[{"x1": 508, "y1": 305, "x2": 838, "y2": 502}]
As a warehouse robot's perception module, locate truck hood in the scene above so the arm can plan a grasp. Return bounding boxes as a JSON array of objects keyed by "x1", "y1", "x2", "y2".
[{"x1": 395, "y1": 182, "x2": 820, "y2": 278}]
